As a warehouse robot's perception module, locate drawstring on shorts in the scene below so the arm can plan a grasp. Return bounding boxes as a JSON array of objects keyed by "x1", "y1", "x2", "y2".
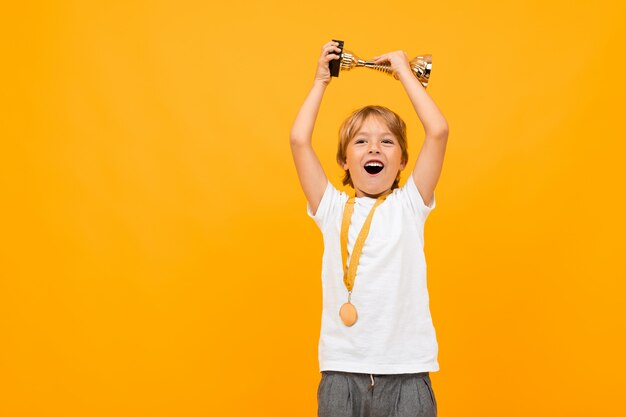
[{"x1": 367, "y1": 374, "x2": 375, "y2": 391}]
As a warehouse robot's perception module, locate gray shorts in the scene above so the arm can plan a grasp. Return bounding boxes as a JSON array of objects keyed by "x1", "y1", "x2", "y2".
[{"x1": 317, "y1": 371, "x2": 437, "y2": 417}]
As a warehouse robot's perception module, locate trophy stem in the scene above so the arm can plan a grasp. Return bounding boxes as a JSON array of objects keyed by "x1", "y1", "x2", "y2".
[{"x1": 362, "y1": 62, "x2": 393, "y2": 75}]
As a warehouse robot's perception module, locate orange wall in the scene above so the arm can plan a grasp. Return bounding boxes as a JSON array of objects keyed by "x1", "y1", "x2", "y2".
[{"x1": 1, "y1": 1, "x2": 625, "y2": 416}]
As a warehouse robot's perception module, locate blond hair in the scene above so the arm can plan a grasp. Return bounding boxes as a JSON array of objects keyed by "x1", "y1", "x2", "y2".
[{"x1": 336, "y1": 105, "x2": 409, "y2": 189}]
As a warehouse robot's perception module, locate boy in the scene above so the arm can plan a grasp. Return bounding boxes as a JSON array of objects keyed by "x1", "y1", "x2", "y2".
[{"x1": 290, "y1": 41, "x2": 448, "y2": 417}]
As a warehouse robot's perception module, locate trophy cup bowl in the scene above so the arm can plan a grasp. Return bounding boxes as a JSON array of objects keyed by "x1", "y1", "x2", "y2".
[{"x1": 329, "y1": 40, "x2": 432, "y2": 88}]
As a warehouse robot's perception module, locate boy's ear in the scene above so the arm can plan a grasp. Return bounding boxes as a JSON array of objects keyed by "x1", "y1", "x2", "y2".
[{"x1": 342, "y1": 159, "x2": 348, "y2": 170}]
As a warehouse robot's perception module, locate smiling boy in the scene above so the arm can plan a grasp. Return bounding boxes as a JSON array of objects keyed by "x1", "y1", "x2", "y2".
[{"x1": 290, "y1": 41, "x2": 449, "y2": 417}]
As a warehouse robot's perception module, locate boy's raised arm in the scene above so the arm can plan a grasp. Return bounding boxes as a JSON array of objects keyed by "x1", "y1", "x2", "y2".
[
  {"x1": 290, "y1": 41, "x2": 342, "y2": 215},
  {"x1": 373, "y1": 51, "x2": 449, "y2": 208}
]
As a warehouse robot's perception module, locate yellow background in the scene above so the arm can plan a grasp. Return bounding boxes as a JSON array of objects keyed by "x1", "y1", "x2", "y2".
[{"x1": 1, "y1": 1, "x2": 625, "y2": 416}]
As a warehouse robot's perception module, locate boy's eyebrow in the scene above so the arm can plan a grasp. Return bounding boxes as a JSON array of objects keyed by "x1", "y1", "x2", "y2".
[{"x1": 354, "y1": 129, "x2": 394, "y2": 136}]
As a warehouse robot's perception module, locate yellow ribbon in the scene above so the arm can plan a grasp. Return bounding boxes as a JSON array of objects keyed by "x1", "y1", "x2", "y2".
[{"x1": 340, "y1": 190, "x2": 392, "y2": 293}]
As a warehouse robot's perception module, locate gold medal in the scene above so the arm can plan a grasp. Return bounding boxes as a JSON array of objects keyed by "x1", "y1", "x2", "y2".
[
  {"x1": 339, "y1": 291, "x2": 358, "y2": 326},
  {"x1": 339, "y1": 191, "x2": 391, "y2": 327},
  {"x1": 339, "y1": 302, "x2": 358, "y2": 326}
]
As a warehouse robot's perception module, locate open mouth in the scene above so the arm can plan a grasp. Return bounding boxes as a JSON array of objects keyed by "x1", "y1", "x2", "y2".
[{"x1": 364, "y1": 160, "x2": 384, "y2": 175}]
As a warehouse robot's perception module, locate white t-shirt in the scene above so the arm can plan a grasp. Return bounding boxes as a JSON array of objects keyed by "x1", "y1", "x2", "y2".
[{"x1": 307, "y1": 177, "x2": 439, "y2": 374}]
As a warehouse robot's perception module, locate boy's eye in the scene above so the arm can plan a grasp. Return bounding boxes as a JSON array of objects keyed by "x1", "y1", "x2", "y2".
[
  {"x1": 355, "y1": 139, "x2": 366, "y2": 144},
  {"x1": 382, "y1": 139, "x2": 394, "y2": 144}
]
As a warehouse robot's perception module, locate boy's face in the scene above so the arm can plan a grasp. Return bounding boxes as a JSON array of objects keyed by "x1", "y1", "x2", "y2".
[{"x1": 342, "y1": 115, "x2": 406, "y2": 198}]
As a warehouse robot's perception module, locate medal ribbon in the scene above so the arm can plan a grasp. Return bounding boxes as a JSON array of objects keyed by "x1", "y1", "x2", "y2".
[{"x1": 340, "y1": 190, "x2": 392, "y2": 293}]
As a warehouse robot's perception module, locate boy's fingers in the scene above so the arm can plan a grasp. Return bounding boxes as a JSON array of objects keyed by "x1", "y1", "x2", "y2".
[
  {"x1": 322, "y1": 49, "x2": 341, "y2": 60},
  {"x1": 319, "y1": 55, "x2": 339, "y2": 65}
]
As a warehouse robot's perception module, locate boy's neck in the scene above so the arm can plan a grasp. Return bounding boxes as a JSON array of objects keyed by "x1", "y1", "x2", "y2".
[{"x1": 355, "y1": 187, "x2": 392, "y2": 199}]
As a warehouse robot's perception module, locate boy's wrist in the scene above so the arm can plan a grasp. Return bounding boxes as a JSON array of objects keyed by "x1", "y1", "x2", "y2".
[
  {"x1": 398, "y1": 71, "x2": 426, "y2": 91},
  {"x1": 396, "y1": 69, "x2": 415, "y2": 83},
  {"x1": 313, "y1": 79, "x2": 330, "y2": 89}
]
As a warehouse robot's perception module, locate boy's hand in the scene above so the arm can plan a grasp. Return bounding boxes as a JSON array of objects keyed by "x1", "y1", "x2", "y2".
[
  {"x1": 373, "y1": 50, "x2": 412, "y2": 80},
  {"x1": 314, "y1": 41, "x2": 342, "y2": 86}
]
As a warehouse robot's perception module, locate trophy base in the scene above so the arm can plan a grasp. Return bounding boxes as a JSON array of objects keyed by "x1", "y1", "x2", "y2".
[{"x1": 329, "y1": 39, "x2": 344, "y2": 77}]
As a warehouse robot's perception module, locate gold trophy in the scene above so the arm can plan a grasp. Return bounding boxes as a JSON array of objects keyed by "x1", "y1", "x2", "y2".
[{"x1": 329, "y1": 40, "x2": 432, "y2": 88}]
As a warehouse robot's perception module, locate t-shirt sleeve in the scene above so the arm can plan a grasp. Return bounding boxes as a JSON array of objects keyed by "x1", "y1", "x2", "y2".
[
  {"x1": 397, "y1": 175, "x2": 436, "y2": 222},
  {"x1": 306, "y1": 181, "x2": 345, "y2": 231}
]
